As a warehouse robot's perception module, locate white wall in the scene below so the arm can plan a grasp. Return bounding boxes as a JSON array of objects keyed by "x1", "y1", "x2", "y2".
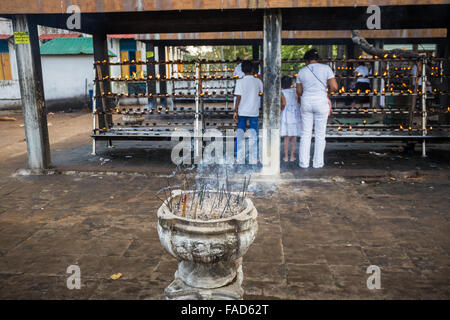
[
  {"x1": 0, "y1": 17, "x2": 93, "y2": 108},
  {"x1": 41, "y1": 54, "x2": 94, "y2": 101},
  {"x1": 0, "y1": 18, "x2": 12, "y2": 34},
  {"x1": 107, "y1": 39, "x2": 148, "y2": 105},
  {"x1": 0, "y1": 81, "x2": 21, "y2": 108},
  {"x1": 107, "y1": 38, "x2": 126, "y2": 94},
  {"x1": 0, "y1": 37, "x2": 148, "y2": 109},
  {"x1": 0, "y1": 38, "x2": 21, "y2": 108},
  {"x1": 1, "y1": 53, "x2": 94, "y2": 108}
]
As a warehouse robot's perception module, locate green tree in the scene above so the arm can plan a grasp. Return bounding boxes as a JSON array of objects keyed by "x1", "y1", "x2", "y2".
[
  {"x1": 281, "y1": 45, "x2": 312, "y2": 75},
  {"x1": 183, "y1": 44, "x2": 314, "y2": 75}
]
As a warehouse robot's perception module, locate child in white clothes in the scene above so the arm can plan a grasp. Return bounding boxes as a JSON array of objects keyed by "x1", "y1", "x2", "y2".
[{"x1": 280, "y1": 76, "x2": 301, "y2": 163}]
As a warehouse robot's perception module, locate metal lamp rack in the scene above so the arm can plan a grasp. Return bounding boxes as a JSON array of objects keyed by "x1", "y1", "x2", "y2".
[
  {"x1": 91, "y1": 59, "x2": 241, "y2": 155},
  {"x1": 282, "y1": 56, "x2": 449, "y2": 156},
  {"x1": 92, "y1": 56, "x2": 449, "y2": 156}
]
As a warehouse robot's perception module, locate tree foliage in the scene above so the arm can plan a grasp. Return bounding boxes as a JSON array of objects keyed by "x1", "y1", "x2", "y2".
[
  {"x1": 182, "y1": 44, "x2": 313, "y2": 74},
  {"x1": 281, "y1": 45, "x2": 312, "y2": 75}
]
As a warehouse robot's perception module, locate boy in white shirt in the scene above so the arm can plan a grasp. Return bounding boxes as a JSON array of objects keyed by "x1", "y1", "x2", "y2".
[
  {"x1": 351, "y1": 62, "x2": 371, "y2": 108},
  {"x1": 233, "y1": 60, "x2": 263, "y2": 164}
]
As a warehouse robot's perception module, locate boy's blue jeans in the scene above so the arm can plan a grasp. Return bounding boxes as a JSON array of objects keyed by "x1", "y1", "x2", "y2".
[{"x1": 235, "y1": 116, "x2": 259, "y2": 163}]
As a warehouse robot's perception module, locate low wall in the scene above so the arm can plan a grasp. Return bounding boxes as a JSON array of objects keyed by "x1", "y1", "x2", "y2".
[{"x1": 0, "y1": 80, "x2": 21, "y2": 109}]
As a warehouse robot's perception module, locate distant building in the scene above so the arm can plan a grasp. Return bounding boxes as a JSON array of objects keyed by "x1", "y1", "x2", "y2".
[
  {"x1": 0, "y1": 19, "x2": 19, "y2": 108},
  {"x1": 39, "y1": 37, "x2": 116, "y2": 109},
  {"x1": 107, "y1": 35, "x2": 147, "y2": 102},
  {"x1": 0, "y1": 17, "x2": 146, "y2": 110}
]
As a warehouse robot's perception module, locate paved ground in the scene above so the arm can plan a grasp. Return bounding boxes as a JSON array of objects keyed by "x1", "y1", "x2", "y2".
[
  {"x1": 0, "y1": 112, "x2": 449, "y2": 299},
  {"x1": 0, "y1": 110, "x2": 91, "y2": 162}
]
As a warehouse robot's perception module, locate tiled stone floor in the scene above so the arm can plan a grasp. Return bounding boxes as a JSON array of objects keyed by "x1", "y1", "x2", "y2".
[
  {"x1": 1, "y1": 138, "x2": 449, "y2": 299},
  {"x1": 0, "y1": 160, "x2": 449, "y2": 299}
]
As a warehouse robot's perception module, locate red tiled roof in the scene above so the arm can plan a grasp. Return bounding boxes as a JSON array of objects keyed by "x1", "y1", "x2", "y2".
[
  {"x1": 39, "y1": 34, "x2": 81, "y2": 40},
  {"x1": 0, "y1": 34, "x2": 12, "y2": 39},
  {"x1": 107, "y1": 34, "x2": 134, "y2": 39}
]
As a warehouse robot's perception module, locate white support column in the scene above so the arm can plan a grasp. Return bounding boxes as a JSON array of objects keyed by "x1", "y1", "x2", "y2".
[
  {"x1": 12, "y1": 15, "x2": 51, "y2": 170},
  {"x1": 261, "y1": 9, "x2": 282, "y2": 175}
]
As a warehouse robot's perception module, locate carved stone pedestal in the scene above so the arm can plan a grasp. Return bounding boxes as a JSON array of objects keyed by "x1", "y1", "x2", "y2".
[
  {"x1": 157, "y1": 190, "x2": 258, "y2": 300},
  {"x1": 165, "y1": 262, "x2": 244, "y2": 300}
]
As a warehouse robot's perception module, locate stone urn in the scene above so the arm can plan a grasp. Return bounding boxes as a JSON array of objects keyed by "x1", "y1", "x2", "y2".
[{"x1": 157, "y1": 190, "x2": 258, "y2": 300}]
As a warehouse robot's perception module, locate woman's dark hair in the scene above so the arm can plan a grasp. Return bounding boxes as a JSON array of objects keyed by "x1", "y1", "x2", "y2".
[
  {"x1": 281, "y1": 76, "x2": 293, "y2": 89},
  {"x1": 241, "y1": 60, "x2": 253, "y2": 73},
  {"x1": 304, "y1": 48, "x2": 320, "y2": 61}
]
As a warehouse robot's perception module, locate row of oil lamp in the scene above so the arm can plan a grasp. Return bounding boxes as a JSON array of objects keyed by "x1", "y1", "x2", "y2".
[
  {"x1": 96, "y1": 72, "x2": 449, "y2": 82},
  {"x1": 94, "y1": 55, "x2": 448, "y2": 66},
  {"x1": 284, "y1": 56, "x2": 448, "y2": 62},
  {"x1": 334, "y1": 125, "x2": 441, "y2": 132},
  {"x1": 106, "y1": 119, "x2": 444, "y2": 130},
  {"x1": 330, "y1": 85, "x2": 450, "y2": 95},
  {"x1": 94, "y1": 105, "x2": 450, "y2": 116},
  {"x1": 95, "y1": 90, "x2": 449, "y2": 99},
  {"x1": 108, "y1": 121, "x2": 442, "y2": 130},
  {"x1": 96, "y1": 91, "x2": 261, "y2": 98},
  {"x1": 96, "y1": 125, "x2": 447, "y2": 133},
  {"x1": 101, "y1": 65, "x2": 446, "y2": 75},
  {"x1": 96, "y1": 74, "x2": 253, "y2": 81}
]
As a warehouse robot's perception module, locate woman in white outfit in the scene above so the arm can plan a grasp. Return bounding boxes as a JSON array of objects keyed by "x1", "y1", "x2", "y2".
[
  {"x1": 296, "y1": 49, "x2": 338, "y2": 168},
  {"x1": 280, "y1": 76, "x2": 301, "y2": 163}
]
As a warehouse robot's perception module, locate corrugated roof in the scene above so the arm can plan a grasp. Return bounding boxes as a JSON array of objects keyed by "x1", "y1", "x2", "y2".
[
  {"x1": 40, "y1": 38, "x2": 116, "y2": 56},
  {"x1": 40, "y1": 34, "x2": 81, "y2": 40},
  {"x1": 108, "y1": 34, "x2": 134, "y2": 39}
]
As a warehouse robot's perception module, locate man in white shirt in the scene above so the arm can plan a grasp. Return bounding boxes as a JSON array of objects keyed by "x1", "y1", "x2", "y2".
[
  {"x1": 232, "y1": 60, "x2": 245, "y2": 113},
  {"x1": 351, "y1": 62, "x2": 371, "y2": 108},
  {"x1": 234, "y1": 60, "x2": 263, "y2": 164}
]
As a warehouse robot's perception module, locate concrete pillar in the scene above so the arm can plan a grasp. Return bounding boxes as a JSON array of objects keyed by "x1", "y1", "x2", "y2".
[
  {"x1": 261, "y1": 9, "x2": 282, "y2": 175},
  {"x1": 146, "y1": 42, "x2": 156, "y2": 106},
  {"x1": 12, "y1": 15, "x2": 50, "y2": 170},
  {"x1": 93, "y1": 31, "x2": 112, "y2": 129}
]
